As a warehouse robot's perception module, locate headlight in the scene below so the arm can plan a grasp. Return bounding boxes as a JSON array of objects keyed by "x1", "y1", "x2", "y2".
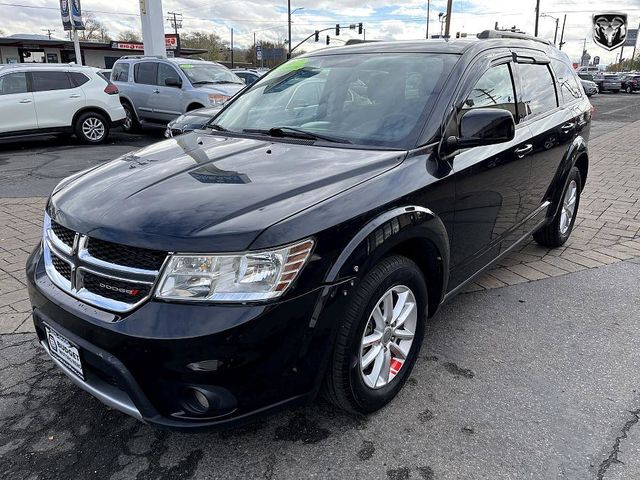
[
  {"x1": 156, "y1": 239, "x2": 314, "y2": 302},
  {"x1": 208, "y1": 94, "x2": 229, "y2": 106}
]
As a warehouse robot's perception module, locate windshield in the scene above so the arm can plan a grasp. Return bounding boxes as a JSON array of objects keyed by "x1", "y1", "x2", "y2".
[
  {"x1": 212, "y1": 53, "x2": 457, "y2": 148},
  {"x1": 180, "y1": 63, "x2": 244, "y2": 85}
]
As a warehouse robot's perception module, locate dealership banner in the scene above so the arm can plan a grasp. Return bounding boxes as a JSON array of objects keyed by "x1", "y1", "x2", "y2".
[
  {"x1": 71, "y1": 0, "x2": 85, "y2": 30},
  {"x1": 59, "y1": 0, "x2": 72, "y2": 30}
]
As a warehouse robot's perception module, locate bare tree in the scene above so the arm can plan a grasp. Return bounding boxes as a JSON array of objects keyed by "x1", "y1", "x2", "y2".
[
  {"x1": 80, "y1": 13, "x2": 111, "y2": 42},
  {"x1": 117, "y1": 30, "x2": 141, "y2": 43}
]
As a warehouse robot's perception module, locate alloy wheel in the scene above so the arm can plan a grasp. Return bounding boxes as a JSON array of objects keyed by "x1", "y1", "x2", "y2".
[
  {"x1": 559, "y1": 179, "x2": 578, "y2": 235},
  {"x1": 82, "y1": 117, "x2": 106, "y2": 141},
  {"x1": 359, "y1": 285, "x2": 417, "y2": 389}
]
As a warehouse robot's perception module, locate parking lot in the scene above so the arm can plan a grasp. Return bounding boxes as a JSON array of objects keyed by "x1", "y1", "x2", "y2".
[{"x1": 1, "y1": 92, "x2": 640, "y2": 479}]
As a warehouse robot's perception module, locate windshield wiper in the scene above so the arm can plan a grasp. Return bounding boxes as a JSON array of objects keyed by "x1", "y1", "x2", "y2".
[
  {"x1": 206, "y1": 123, "x2": 229, "y2": 132},
  {"x1": 243, "y1": 126, "x2": 351, "y2": 144}
]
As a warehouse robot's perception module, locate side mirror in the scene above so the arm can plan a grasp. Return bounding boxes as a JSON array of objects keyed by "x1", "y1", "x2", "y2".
[
  {"x1": 165, "y1": 77, "x2": 182, "y2": 88},
  {"x1": 445, "y1": 108, "x2": 515, "y2": 151}
]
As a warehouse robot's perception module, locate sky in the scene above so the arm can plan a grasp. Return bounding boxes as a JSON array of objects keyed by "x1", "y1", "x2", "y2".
[{"x1": 1, "y1": 0, "x2": 640, "y2": 65}]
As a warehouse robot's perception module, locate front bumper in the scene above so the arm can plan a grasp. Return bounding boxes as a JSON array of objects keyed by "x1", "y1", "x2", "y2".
[{"x1": 27, "y1": 245, "x2": 346, "y2": 430}]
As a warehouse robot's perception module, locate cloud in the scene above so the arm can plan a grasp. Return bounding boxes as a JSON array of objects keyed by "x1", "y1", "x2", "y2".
[{"x1": 1, "y1": 0, "x2": 638, "y2": 64}]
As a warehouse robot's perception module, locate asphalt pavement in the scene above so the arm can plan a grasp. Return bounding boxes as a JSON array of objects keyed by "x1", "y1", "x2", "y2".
[
  {"x1": 589, "y1": 92, "x2": 640, "y2": 139},
  {"x1": 1, "y1": 258, "x2": 639, "y2": 479}
]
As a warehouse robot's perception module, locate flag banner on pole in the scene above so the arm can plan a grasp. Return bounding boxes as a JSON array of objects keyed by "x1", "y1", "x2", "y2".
[
  {"x1": 71, "y1": 0, "x2": 85, "y2": 30},
  {"x1": 59, "y1": 0, "x2": 72, "y2": 31}
]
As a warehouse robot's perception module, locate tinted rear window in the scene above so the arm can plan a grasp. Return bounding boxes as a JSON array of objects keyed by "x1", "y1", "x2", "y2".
[
  {"x1": 31, "y1": 71, "x2": 72, "y2": 92},
  {"x1": 69, "y1": 72, "x2": 90, "y2": 87},
  {"x1": 517, "y1": 63, "x2": 558, "y2": 120},
  {"x1": 112, "y1": 63, "x2": 130, "y2": 82},
  {"x1": 134, "y1": 62, "x2": 157, "y2": 85}
]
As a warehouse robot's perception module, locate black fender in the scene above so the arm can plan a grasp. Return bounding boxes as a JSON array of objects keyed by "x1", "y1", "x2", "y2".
[
  {"x1": 547, "y1": 135, "x2": 588, "y2": 219},
  {"x1": 324, "y1": 205, "x2": 450, "y2": 313}
]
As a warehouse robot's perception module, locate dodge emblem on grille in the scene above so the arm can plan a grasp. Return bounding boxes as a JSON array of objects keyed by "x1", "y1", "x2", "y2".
[{"x1": 99, "y1": 283, "x2": 140, "y2": 296}]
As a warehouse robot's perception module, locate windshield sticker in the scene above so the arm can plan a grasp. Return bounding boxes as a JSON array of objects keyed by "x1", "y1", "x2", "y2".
[
  {"x1": 273, "y1": 58, "x2": 308, "y2": 75},
  {"x1": 180, "y1": 64, "x2": 194, "y2": 69}
]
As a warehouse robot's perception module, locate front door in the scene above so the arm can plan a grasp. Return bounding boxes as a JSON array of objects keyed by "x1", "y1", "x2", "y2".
[
  {"x1": 448, "y1": 59, "x2": 534, "y2": 289},
  {"x1": 0, "y1": 72, "x2": 37, "y2": 133},
  {"x1": 150, "y1": 63, "x2": 184, "y2": 122}
]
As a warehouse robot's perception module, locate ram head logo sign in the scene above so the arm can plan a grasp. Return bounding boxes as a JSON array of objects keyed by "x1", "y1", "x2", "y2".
[{"x1": 593, "y1": 13, "x2": 628, "y2": 50}]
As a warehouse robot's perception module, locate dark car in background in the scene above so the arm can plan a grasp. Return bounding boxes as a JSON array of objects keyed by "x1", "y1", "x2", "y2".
[
  {"x1": 594, "y1": 73, "x2": 621, "y2": 93},
  {"x1": 27, "y1": 31, "x2": 591, "y2": 430},
  {"x1": 620, "y1": 74, "x2": 640, "y2": 93},
  {"x1": 164, "y1": 105, "x2": 222, "y2": 137}
]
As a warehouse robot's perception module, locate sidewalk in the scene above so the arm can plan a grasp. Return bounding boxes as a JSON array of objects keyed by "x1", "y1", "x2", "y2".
[{"x1": 1, "y1": 121, "x2": 639, "y2": 334}]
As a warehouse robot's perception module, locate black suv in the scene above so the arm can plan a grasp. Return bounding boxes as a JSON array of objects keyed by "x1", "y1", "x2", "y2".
[{"x1": 27, "y1": 31, "x2": 591, "y2": 430}]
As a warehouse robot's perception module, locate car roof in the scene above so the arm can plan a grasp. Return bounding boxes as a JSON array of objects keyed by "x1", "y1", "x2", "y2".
[
  {"x1": 303, "y1": 31, "x2": 562, "y2": 59},
  {"x1": 0, "y1": 63, "x2": 99, "y2": 73},
  {"x1": 115, "y1": 56, "x2": 224, "y2": 67}
]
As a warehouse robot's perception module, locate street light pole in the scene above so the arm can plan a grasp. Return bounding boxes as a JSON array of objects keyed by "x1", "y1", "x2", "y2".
[
  {"x1": 444, "y1": 0, "x2": 453, "y2": 37},
  {"x1": 426, "y1": 0, "x2": 430, "y2": 39},
  {"x1": 559, "y1": 14, "x2": 566, "y2": 50},
  {"x1": 534, "y1": 0, "x2": 540, "y2": 36}
]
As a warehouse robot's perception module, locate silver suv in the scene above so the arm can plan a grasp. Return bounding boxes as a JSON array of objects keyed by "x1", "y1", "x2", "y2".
[{"x1": 111, "y1": 56, "x2": 244, "y2": 131}]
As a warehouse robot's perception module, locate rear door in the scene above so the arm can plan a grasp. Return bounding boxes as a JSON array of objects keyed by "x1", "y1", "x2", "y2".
[
  {"x1": 132, "y1": 61, "x2": 158, "y2": 121},
  {"x1": 0, "y1": 71, "x2": 37, "y2": 133},
  {"x1": 449, "y1": 54, "x2": 534, "y2": 288},
  {"x1": 30, "y1": 70, "x2": 85, "y2": 128},
  {"x1": 513, "y1": 54, "x2": 577, "y2": 233}
]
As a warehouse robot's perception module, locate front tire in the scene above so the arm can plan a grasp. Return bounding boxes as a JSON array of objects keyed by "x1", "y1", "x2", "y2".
[
  {"x1": 533, "y1": 166, "x2": 582, "y2": 248},
  {"x1": 323, "y1": 255, "x2": 427, "y2": 414},
  {"x1": 75, "y1": 112, "x2": 109, "y2": 144},
  {"x1": 626, "y1": 86, "x2": 633, "y2": 94},
  {"x1": 121, "y1": 102, "x2": 139, "y2": 132}
]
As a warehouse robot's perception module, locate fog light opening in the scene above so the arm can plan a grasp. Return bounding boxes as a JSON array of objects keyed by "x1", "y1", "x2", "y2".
[
  {"x1": 183, "y1": 387, "x2": 211, "y2": 414},
  {"x1": 193, "y1": 389, "x2": 210, "y2": 410}
]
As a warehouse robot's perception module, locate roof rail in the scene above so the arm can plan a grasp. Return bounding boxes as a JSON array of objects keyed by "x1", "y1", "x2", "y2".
[
  {"x1": 477, "y1": 29, "x2": 552, "y2": 46},
  {"x1": 119, "y1": 55, "x2": 166, "y2": 60},
  {"x1": 0, "y1": 62, "x2": 81, "y2": 68}
]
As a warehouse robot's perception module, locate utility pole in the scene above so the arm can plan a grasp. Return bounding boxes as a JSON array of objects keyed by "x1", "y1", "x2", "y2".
[
  {"x1": 553, "y1": 16, "x2": 558, "y2": 45},
  {"x1": 167, "y1": 11, "x2": 182, "y2": 56},
  {"x1": 534, "y1": 0, "x2": 540, "y2": 36},
  {"x1": 230, "y1": 28, "x2": 234, "y2": 68},
  {"x1": 444, "y1": 0, "x2": 453, "y2": 37},
  {"x1": 287, "y1": 0, "x2": 292, "y2": 59},
  {"x1": 559, "y1": 14, "x2": 566, "y2": 50},
  {"x1": 42, "y1": 29, "x2": 55, "y2": 40},
  {"x1": 254, "y1": 32, "x2": 256, "y2": 67},
  {"x1": 426, "y1": 0, "x2": 430, "y2": 39}
]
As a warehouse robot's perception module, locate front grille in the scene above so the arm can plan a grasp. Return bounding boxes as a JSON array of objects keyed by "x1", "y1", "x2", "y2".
[
  {"x1": 87, "y1": 237, "x2": 166, "y2": 271},
  {"x1": 51, "y1": 220, "x2": 75, "y2": 248},
  {"x1": 51, "y1": 253, "x2": 72, "y2": 281},
  {"x1": 82, "y1": 271, "x2": 152, "y2": 304}
]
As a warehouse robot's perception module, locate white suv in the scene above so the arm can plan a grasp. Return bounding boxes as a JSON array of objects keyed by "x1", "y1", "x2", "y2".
[{"x1": 0, "y1": 64, "x2": 126, "y2": 144}]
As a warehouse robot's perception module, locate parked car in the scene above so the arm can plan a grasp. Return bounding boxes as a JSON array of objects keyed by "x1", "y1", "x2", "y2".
[
  {"x1": 232, "y1": 68, "x2": 264, "y2": 86},
  {"x1": 580, "y1": 78, "x2": 598, "y2": 96},
  {"x1": 111, "y1": 57, "x2": 244, "y2": 132},
  {"x1": 28, "y1": 31, "x2": 591, "y2": 430},
  {"x1": 620, "y1": 74, "x2": 640, "y2": 93},
  {"x1": 594, "y1": 73, "x2": 621, "y2": 93},
  {"x1": 576, "y1": 65, "x2": 600, "y2": 76},
  {"x1": 164, "y1": 105, "x2": 222, "y2": 137},
  {"x1": 0, "y1": 64, "x2": 125, "y2": 143}
]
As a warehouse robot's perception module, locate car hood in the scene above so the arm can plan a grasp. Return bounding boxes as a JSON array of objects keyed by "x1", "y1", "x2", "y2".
[
  {"x1": 49, "y1": 133, "x2": 406, "y2": 252},
  {"x1": 196, "y1": 83, "x2": 244, "y2": 96}
]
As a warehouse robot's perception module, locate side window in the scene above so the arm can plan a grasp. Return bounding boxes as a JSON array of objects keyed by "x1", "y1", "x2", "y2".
[
  {"x1": 517, "y1": 63, "x2": 558, "y2": 120},
  {"x1": 550, "y1": 59, "x2": 582, "y2": 103},
  {"x1": 462, "y1": 63, "x2": 517, "y2": 120},
  {"x1": 111, "y1": 63, "x2": 130, "y2": 82},
  {"x1": 0, "y1": 72, "x2": 28, "y2": 95},
  {"x1": 157, "y1": 63, "x2": 179, "y2": 86},
  {"x1": 31, "y1": 71, "x2": 72, "y2": 92},
  {"x1": 134, "y1": 62, "x2": 157, "y2": 85},
  {"x1": 69, "y1": 72, "x2": 90, "y2": 87}
]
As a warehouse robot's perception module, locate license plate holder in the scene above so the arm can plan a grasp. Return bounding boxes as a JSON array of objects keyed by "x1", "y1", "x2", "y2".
[{"x1": 45, "y1": 324, "x2": 85, "y2": 380}]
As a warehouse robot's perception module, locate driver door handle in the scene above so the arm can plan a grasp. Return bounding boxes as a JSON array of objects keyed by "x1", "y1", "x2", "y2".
[
  {"x1": 19, "y1": 98, "x2": 32, "y2": 104},
  {"x1": 560, "y1": 122, "x2": 576, "y2": 133},
  {"x1": 69, "y1": 94, "x2": 81, "y2": 98},
  {"x1": 514, "y1": 144, "x2": 533, "y2": 158},
  {"x1": 153, "y1": 89, "x2": 160, "y2": 94}
]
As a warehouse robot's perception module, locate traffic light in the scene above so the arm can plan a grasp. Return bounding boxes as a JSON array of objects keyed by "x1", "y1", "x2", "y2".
[
  {"x1": 456, "y1": 32, "x2": 460, "y2": 38},
  {"x1": 326, "y1": 35, "x2": 330, "y2": 45},
  {"x1": 335, "y1": 24, "x2": 340, "y2": 36},
  {"x1": 314, "y1": 30, "x2": 319, "y2": 42},
  {"x1": 358, "y1": 23, "x2": 363, "y2": 35}
]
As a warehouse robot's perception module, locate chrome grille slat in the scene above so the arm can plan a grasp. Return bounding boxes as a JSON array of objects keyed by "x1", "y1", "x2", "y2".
[{"x1": 43, "y1": 213, "x2": 167, "y2": 314}]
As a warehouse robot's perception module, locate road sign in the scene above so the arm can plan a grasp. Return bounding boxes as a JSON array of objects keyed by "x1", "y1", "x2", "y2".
[{"x1": 256, "y1": 45, "x2": 262, "y2": 61}]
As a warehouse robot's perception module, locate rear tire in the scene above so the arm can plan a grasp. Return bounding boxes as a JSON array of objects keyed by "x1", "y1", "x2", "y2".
[
  {"x1": 626, "y1": 86, "x2": 633, "y2": 94},
  {"x1": 533, "y1": 166, "x2": 582, "y2": 248},
  {"x1": 75, "y1": 112, "x2": 109, "y2": 144},
  {"x1": 323, "y1": 255, "x2": 427, "y2": 414},
  {"x1": 121, "y1": 102, "x2": 139, "y2": 132}
]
